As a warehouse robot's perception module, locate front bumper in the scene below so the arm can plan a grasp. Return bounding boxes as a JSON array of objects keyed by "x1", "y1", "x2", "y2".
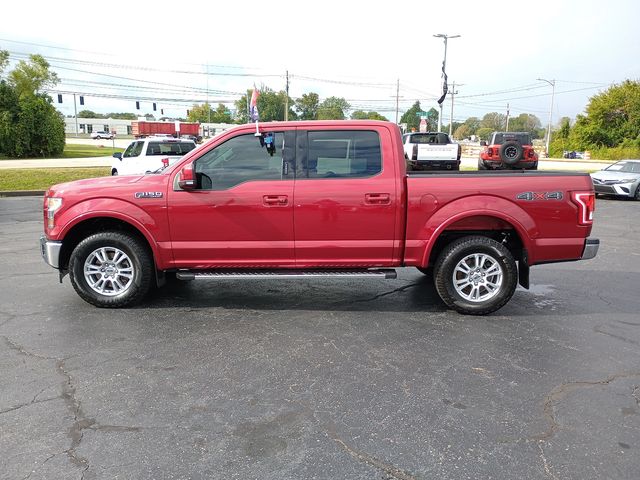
[
  {"x1": 40, "y1": 236, "x2": 62, "y2": 269},
  {"x1": 581, "y1": 238, "x2": 599, "y2": 260},
  {"x1": 593, "y1": 182, "x2": 637, "y2": 198}
]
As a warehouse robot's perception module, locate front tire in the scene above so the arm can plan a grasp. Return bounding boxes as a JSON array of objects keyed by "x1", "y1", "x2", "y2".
[
  {"x1": 433, "y1": 236, "x2": 517, "y2": 315},
  {"x1": 69, "y1": 232, "x2": 154, "y2": 308}
]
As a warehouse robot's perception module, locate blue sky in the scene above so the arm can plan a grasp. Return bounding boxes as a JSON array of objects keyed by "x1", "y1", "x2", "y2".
[{"x1": 1, "y1": 0, "x2": 638, "y2": 126}]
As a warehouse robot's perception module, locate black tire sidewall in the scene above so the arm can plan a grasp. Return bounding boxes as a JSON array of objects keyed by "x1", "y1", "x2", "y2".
[
  {"x1": 69, "y1": 232, "x2": 153, "y2": 308},
  {"x1": 499, "y1": 142, "x2": 523, "y2": 165},
  {"x1": 434, "y1": 236, "x2": 518, "y2": 315}
]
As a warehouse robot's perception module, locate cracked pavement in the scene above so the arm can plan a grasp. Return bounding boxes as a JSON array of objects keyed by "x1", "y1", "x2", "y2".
[{"x1": 1, "y1": 196, "x2": 639, "y2": 479}]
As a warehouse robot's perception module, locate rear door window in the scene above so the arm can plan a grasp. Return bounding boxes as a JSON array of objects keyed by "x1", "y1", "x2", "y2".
[{"x1": 302, "y1": 130, "x2": 382, "y2": 178}]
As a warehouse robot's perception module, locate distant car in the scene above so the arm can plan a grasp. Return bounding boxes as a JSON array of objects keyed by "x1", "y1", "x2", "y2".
[
  {"x1": 563, "y1": 150, "x2": 584, "y2": 159},
  {"x1": 91, "y1": 131, "x2": 114, "y2": 140},
  {"x1": 479, "y1": 132, "x2": 538, "y2": 170},
  {"x1": 590, "y1": 159, "x2": 640, "y2": 200},
  {"x1": 111, "y1": 138, "x2": 196, "y2": 176}
]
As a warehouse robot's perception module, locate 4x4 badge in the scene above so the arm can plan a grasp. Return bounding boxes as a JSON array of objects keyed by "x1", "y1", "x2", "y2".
[
  {"x1": 135, "y1": 192, "x2": 163, "y2": 199},
  {"x1": 516, "y1": 191, "x2": 563, "y2": 201}
]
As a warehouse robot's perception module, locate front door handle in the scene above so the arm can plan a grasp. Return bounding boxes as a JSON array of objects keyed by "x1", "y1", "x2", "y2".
[
  {"x1": 263, "y1": 195, "x2": 288, "y2": 206},
  {"x1": 365, "y1": 193, "x2": 391, "y2": 205}
]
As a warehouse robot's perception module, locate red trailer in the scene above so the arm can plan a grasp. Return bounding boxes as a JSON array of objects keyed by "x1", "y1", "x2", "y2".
[{"x1": 131, "y1": 121, "x2": 200, "y2": 138}]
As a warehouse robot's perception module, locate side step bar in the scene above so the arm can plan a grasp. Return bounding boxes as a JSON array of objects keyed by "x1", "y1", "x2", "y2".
[{"x1": 176, "y1": 268, "x2": 397, "y2": 281}]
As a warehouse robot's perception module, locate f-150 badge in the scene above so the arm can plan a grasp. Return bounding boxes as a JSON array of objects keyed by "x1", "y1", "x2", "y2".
[
  {"x1": 135, "y1": 192, "x2": 163, "y2": 199},
  {"x1": 516, "y1": 191, "x2": 563, "y2": 201}
]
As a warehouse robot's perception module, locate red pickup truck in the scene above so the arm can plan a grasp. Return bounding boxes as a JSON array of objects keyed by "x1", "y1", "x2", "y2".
[{"x1": 40, "y1": 120, "x2": 599, "y2": 315}]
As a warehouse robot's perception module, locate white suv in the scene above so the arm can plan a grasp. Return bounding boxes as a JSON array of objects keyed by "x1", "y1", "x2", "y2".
[
  {"x1": 91, "y1": 131, "x2": 114, "y2": 140},
  {"x1": 111, "y1": 138, "x2": 197, "y2": 176}
]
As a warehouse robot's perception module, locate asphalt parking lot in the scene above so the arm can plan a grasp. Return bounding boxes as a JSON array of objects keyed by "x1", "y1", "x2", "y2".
[{"x1": 1, "y1": 196, "x2": 639, "y2": 480}]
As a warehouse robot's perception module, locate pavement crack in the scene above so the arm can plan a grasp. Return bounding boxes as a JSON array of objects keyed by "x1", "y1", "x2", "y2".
[
  {"x1": 533, "y1": 371, "x2": 640, "y2": 441},
  {"x1": 537, "y1": 441, "x2": 559, "y2": 480},
  {"x1": 0, "y1": 395, "x2": 61, "y2": 415},
  {"x1": 293, "y1": 400, "x2": 416, "y2": 480},
  {"x1": 353, "y1": 282, "x2": 420, "y2": 304},
  {"x1": 594, "y1": 326, "x2": 640, "y2": 346}
]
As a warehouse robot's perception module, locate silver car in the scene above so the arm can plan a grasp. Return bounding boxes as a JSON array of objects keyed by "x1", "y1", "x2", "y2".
[{"x1": 591, "y1": 159, "x2": 640, "y2": 200}]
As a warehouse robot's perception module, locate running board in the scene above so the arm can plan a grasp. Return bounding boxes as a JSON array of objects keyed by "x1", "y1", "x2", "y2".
[{"x1": 176, "y1": 268, "x2": 397, "y2": 281}]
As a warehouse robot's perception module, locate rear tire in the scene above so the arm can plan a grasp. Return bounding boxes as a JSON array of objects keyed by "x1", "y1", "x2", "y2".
[
  {"x1": 69, "y1": 231, "x2": 154, "y2": 308},
  {"x1": 433, "y1": 236, "x2": 517, "y2": 315},
  {"x1": 635, "y1": 185, "x2": 640, "y2": 201}
]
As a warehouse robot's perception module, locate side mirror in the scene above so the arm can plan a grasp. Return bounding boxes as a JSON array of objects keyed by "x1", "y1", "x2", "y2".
[
  {"x1": 113, "y1": 152, "x2": 122, "y2": 160},
  {"x1": 480, "y1": 141, "x2": 487, "y2": 147},
  {"x1": 178, "y1": 164, "x2": 196, "y2": 190}
]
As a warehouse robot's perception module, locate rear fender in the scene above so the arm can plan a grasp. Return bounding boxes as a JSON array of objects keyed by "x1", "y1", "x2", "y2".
[{"x1": 418, "y1": 195, "x2": 536, "y2": 267}]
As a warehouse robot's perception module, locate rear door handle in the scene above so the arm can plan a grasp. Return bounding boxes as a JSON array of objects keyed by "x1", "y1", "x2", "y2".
[
  {"x1": 365, "y1": 193, "x2": 391, "y2": 205},
  {"x1": 263, "y1": 195, "x2": 288, "y2": 206}
]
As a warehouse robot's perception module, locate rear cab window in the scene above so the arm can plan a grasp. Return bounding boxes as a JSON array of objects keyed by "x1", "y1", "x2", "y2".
[{"x1": 302, "y1": 130, "x2": 382, "y2": 178}]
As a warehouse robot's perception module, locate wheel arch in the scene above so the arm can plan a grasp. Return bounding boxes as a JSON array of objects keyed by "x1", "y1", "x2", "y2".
[
  {"x1": 58, "y1": 216, "x2": 158, "y2": 275},
  {"x1": 420, "y1": 209, "x2": 533, "y2": 271}
]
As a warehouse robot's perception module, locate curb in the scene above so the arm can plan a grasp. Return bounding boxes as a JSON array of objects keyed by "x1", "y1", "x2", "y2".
[{"x1": 0, "y1": 190, "x2": 46, "y2": 197}]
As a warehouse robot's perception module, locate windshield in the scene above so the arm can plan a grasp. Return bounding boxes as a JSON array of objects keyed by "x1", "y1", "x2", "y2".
[
  {"x1": 146, "y1": 141, "x2": 196, "y2": 156},
  {"x1": 605, "y1": 161, "x2": 640, "y2": 173},
  {"x1": 407, "y1": 133, "x2": 449, "y2": 144},
  {"x1": 492, "y1": 133, "x2": 531, "y2": 145}
]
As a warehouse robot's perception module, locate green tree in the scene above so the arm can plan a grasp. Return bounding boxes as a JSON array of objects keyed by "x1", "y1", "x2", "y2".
[
  {"x1": 0, "y1": 50, "x2": 64, "y2": 158},
  {"x1": 463, "y1": 116, "x2": 481, "y2": 135},
  {"x1": 211, "y1": 104, "x2": 233, "y2": 123},
  {"x1": 317, "y1": 96, "x2": 350, "y2": 120},
  {"x1": 425, "y1": 108, "x2": 439, "y2": 131},
  {"x1": 7, "y1": 54, "x2": 59, "y2": 98},
  {"x1": 569, "y1": 80, "x2": 640, "y2": 148},
  {"x1": 400, "y1": 101, "x2": 423, "y2": 131},
  {"x1": 476, "y1": 127, "x2": 493, "y2": 142},
  {"x1": 187, "y1": 102, "x2": 213, "y2": 123},
  {"x1": 77, "y1": 110, "x2": 102, "y2": 118},
  {"x1": 105, "y1": 112, "x2": 137, "y2": 120},
  {"x1": 508, "y1": 113, "x2": 542, "y2": 136},
  {"x1": 480, "y1": 112, "x2": 506, "y2": 131},
  {"x1": 350, "y1": 110, "x2": 387, "y2": 121},
  {"x1": 295, "y1": 92, "x2": 319, "y2": 120},
  {"x1": 454, "y1": 124, "x2": 471, "y2": 139},
  {"x1": 234, "y1": 88, "x2": 296, "y2": 123}
]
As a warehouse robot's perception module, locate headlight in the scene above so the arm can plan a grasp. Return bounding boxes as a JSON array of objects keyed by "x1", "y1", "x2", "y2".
[{"x1": 46, "y1": 197, "x2": 63, "y2": 229}]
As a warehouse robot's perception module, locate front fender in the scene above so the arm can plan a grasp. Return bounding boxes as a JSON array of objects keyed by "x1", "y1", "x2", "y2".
[{"x1": 52, "y1": 197, "x2": 167, "y2": 265}]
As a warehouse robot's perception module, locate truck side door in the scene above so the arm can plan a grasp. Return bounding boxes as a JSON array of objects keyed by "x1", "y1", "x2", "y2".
[
  {"x1": 166, "y1": 130, "x2": 296, "y2": 268},
  {"x1": 293, "y1": 127, "x2": 400, "y2": 267}
]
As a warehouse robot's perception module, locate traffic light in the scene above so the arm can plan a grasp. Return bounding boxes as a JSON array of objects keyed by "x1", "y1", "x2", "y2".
[
  {"x1": 79, "y1": 96, "x2": 84, "y2": 106},
  {"x1": 57, "y1": 94, "x2": 62, "y2": 103},
  {"x1": 160, "y1": 109, "x2": 164, "y2": 115},
  {"x1": 187, "y1": 110, "x2": 190, "y2": 116},
  {"x1": 136, "y1": 101, "x2": 140, "y2": 110},
  {"x1": 153, "y1": 103, "x2": 157, "y2": 111}
]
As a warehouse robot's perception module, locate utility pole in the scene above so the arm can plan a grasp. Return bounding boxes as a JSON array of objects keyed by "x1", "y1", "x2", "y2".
[
  {"x1": 206, "y1": 63, "x2": 211, "y2": 124},
  {"x1": 433, "y1": 33, "x2": 460, "y2": 132},
  {"x1": 505, "y1": 103, "x2": 510, "y2": 132},
  {"x1": 448, "y1": 81, "x2": 462, "y2": 136},
  {"x1": 395, "y1": 78, "x2": 400, "y2": 124},
  {"x1": 73, "y1": 93, "x2": 78, "y2": 137},
  {"x1": 537, "y1": 78, "x2": 556, "y2": 157},
  {"x1": 284, "y1": 70, "x2": 289, "y2": 121}
]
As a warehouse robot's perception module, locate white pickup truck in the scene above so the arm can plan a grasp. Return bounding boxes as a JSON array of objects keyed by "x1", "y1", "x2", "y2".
[{"x1": 402, "y1": 132, "x2": 461, "y2": 170}]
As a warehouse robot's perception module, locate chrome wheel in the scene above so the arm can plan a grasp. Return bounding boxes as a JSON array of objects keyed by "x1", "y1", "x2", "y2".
[
  {"x1": 452, "y1": 253, "x2": 504, "y2": 303},
  {"x1": 84, "y1": 247, "x2": 134, "y2": 296}
]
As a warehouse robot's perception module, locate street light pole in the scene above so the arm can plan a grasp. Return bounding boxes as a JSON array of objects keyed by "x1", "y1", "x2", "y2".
[
  {"x1": 434, "y1": 33, "x2": 460, "y2": 132},
  {"x1": 537, "y1": 78, "x2": 556, "y2": 157}
]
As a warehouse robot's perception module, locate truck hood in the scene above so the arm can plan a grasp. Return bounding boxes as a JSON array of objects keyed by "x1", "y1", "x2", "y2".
[{"x1": 48, "y1": 174, "x2": 158, "y2": 197}]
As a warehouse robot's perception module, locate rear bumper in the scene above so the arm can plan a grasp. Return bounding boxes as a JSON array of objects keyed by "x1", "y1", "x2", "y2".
[
  {"x1": 581, "y1": 238, "x2": 599, "y2": 260},
  {"x1": 409, "y1": 159, "x2": 460, "y2": 170},
  {"x1": 40, "y1": 235, "x2": 62, "y2": 269},
  {"x1": 480, "y1": 158, "x2": 538, "y2": 169}
]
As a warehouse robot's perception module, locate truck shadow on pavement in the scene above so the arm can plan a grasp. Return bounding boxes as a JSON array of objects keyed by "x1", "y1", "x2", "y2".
[{"x1": 145, "y1": 274, "x2": 447, "y2": 313}]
